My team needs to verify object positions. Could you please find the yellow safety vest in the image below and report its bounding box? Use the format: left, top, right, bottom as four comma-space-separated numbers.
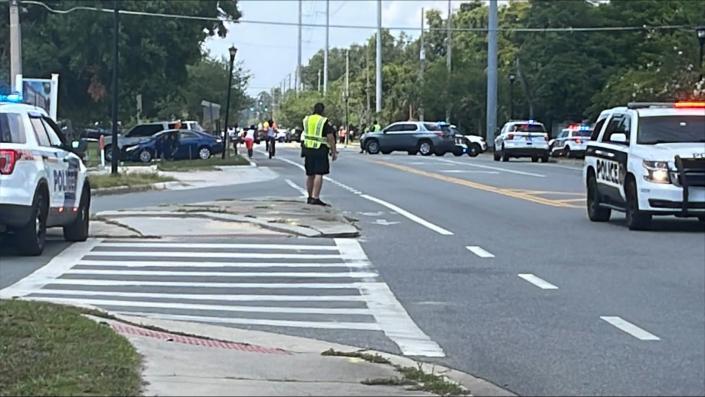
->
303, 114, 329, 149
373, 124, 382, 132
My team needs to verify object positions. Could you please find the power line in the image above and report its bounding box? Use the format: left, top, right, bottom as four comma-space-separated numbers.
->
21, 1, 694, 33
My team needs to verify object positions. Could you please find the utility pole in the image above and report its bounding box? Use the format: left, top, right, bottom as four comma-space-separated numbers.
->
375, 0, 382, 115
419, 8, 425, 122
365, 47, 371, 123
446, 0, 452, 123
317, 69, 322, 93
296, 0, 302, 94
9, 0, 22, 90
486, 0, 498, 149
288, 73, 292, 91
323, 0, 329, 94
110, 0, 120, 174
345, 49, 350, 142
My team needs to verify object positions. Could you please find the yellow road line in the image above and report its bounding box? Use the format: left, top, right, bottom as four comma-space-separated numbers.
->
519, 191, 585, 196
556, 198, 586, 203
368, 160, 580, 209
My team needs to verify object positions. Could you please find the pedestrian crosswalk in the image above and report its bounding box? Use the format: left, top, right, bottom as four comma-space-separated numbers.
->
0, 238, 444, 357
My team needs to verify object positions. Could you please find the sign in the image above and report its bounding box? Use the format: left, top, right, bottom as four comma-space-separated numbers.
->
15, 74, 59, 120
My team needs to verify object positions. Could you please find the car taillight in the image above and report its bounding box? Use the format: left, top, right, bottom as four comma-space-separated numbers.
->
507, 134, 514, 140
575, 139, 582, 144
0, 149, 19, 175
543, 133, 548, 141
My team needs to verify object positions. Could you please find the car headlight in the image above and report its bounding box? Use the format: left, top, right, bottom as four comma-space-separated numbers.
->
124, 145, 139, 152
643, 160, 671, 184
216, 138, 223, 143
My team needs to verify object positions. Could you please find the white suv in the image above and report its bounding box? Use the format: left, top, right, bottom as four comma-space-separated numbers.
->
494, 120, 550, 162
0, 100, 90, 255
584, 102, 705, 230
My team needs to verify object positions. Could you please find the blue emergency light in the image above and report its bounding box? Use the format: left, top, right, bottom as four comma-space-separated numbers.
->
0, 92, 23, 103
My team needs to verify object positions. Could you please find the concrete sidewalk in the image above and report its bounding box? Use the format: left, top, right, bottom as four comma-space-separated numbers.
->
94, 314, 513, 397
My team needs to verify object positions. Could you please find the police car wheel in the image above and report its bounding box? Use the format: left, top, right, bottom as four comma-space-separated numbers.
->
16, 188, 49, 256
587, 174, 611, 222
64, 186, 90, 242
493, 150, 500, 161
501, 147, 509, 162
625, 180, 651, 230
139, 149, 153, 163
564, 146, 572, 158
467, 143, 480, 157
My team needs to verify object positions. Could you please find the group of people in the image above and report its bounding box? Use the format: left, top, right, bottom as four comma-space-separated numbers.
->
226, 121, 278, 158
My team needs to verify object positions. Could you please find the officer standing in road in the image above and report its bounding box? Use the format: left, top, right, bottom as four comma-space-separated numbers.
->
372, 120, 382, 132
302, 102, 337, 206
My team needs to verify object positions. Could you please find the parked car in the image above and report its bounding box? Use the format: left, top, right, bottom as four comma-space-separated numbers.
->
363, 121, 456, 156
450, 125, 487, 157
276, 129, 290, 142
104, 120, 204, 161
121, 129, 224, 163
291, 127, 303, 142
494, 120, 550, 162
550, 124, 592, 158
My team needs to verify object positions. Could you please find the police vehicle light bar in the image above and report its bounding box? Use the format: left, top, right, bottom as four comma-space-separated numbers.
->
0, 93, 23, 103
628, 101, 705, 109
674, 101, 705, 109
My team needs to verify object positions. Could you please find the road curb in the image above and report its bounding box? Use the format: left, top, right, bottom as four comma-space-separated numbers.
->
104, 312, 515, 397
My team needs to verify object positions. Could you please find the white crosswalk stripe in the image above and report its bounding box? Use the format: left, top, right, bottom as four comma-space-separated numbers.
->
0, 238, 444, 357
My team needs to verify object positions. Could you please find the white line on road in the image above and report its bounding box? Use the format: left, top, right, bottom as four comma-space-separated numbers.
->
77, 260, 370, 268
438, 159, 546, 178
99, 242, 338, 251
275, 153, 455, 236
360, 194, 454, 236
28, 289, 366, 302
600, 316, 661, 341
27, 297, 373, 315
65, 269, 379, 278
441, 169, 500, 174
285, 178, 308, 197
86, 251, 342, 260
113, 311, 382, 331
42, 279, 365, 288
465, 246, 495, 258
517, 273, 559, 290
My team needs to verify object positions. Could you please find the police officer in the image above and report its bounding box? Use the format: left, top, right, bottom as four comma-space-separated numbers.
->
302, 103, 337, 206
372, 120, 382, 132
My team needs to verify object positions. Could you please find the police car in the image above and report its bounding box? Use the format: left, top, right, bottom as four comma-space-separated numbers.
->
584, 101, 705, 230
0, 94, 90, 255
494, 120, 550, 162
549, 123, 592, 158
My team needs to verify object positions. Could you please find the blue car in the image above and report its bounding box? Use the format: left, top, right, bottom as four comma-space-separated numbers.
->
121, 129, 224, 163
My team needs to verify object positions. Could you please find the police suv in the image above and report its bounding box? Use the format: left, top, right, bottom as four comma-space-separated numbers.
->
584, 101, 705, 230
0, 95, 90, 255
494, 120, 550, 162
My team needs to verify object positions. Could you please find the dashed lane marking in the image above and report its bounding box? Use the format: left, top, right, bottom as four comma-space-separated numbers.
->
518, 273, 559, 290
600, 316, 661, 341
466, 246, 495, 258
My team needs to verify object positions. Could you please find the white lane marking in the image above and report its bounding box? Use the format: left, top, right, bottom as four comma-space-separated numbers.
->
600, 316, 661, 341
275, 154, 455, 236
26, 297, 373, 315
438, 159, 546, 178
113, 312, 382, 331
336, 239, 445, 357
41, 279, 363, 288
360, 194, 454, 236
285, 178, 308, 197
99, 242, 338, 251
77, 260, 370, 268
0, 239, 102, 299
441, 169, 500, 174
28, 289, 366, 302
373, 219, 400, 226
465, 246, 495, 258
517, 273, 559, 290
276, 154, 306, 171
86, 251, 341, 259
64, 269, 379, 278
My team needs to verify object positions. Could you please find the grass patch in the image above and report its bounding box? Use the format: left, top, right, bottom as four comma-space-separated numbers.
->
156, 155, 249, 172
362, 377, 415, 386
89, 172, 174, 189
0, 299, 141, 396
398, 365, 468, 396
321, 348, 392, 365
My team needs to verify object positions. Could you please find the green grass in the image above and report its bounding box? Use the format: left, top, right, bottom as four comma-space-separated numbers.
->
321, 348, 392, 364
156, 155, 250, 172
398, 366, 468, 396
89, 172, 174, 189
0, 300, 142, 396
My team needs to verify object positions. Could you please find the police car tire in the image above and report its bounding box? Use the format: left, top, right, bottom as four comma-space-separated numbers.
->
625, 180, 651, 230
16, 188, 49, 256
468, 143, 480, 157
493, 150, 500, 161
64, 187, 90, 242
587, 174, 611, 222
501, 148, 509, 162
531, 156, 538, 163
564, 146, 572, 158
367, 140, 380, 154
541, 154, 549, 163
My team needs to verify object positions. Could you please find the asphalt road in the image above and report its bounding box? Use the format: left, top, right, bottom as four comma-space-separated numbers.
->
3, 144, 703, 396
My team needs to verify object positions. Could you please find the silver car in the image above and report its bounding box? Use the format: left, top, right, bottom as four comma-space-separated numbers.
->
363, 121, 456, 156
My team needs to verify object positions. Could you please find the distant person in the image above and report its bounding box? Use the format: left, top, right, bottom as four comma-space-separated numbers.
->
244, 124, 256, 158
301, 103, 337, 206
359, 124, 368, 153
266, 119, 277, 158
372, 120, 382, 132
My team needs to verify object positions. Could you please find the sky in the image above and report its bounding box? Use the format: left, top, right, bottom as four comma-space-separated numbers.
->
205, 1, 469, 96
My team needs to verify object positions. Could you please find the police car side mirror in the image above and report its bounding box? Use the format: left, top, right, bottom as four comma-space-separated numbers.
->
611, 133, 628, 145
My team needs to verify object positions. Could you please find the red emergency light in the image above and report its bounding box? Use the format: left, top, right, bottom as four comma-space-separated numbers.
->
674, 101, 705, 108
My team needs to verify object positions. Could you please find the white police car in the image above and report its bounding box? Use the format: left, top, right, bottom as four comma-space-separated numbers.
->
584, 101, 705, 230
494, 120, 550, 162
0, 94, 90, 255
549, 124, 592, 158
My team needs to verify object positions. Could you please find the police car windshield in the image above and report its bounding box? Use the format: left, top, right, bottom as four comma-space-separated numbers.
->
512, 124, 545, 133
575, 130, 592, 137
637, 116, 705, 144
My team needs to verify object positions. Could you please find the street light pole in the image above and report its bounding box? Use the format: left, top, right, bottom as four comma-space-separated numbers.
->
9, 0, 22, 90
696, 26, 705, 82
508, 74, 516, 120
110, 1, 120, 175
222, 45, 238, 159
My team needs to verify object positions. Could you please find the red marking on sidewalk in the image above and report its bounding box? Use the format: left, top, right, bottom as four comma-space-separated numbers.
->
111, 322, 289, 354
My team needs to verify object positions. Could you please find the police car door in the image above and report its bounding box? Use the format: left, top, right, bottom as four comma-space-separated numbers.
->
591, 113, 630, 205
43, 116, 82, 209
28, 114, 68, 211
